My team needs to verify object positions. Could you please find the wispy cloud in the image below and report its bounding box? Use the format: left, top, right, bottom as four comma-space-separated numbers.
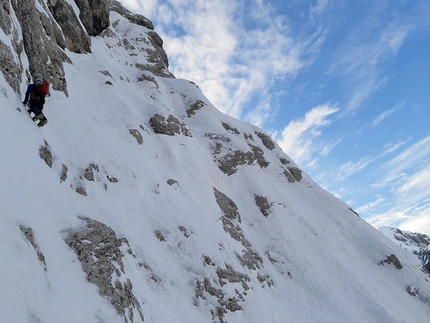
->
366, 197, 430, 235
360, 138, 430, 233
381, 135, 430, 183
356, 195, 386, 213
273, 104, 338, 166
337, 157, 373, 181
372, 101, 404, 126
336, 139, 408, 181
120, 0, 326, 126
328, 6, 413, 114
399, 206, 430, 235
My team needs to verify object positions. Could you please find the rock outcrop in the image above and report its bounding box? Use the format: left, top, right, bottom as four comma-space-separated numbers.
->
65, 217, 144, 322
75, 0, 110, 36
3, 0, 170, 96
48, 0, 92, 53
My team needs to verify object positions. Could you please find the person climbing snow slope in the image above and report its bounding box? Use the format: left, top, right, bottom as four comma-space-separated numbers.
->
23, 73, 49, 127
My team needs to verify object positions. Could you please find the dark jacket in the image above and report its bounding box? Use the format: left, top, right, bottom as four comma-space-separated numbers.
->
24, 84, 45, 103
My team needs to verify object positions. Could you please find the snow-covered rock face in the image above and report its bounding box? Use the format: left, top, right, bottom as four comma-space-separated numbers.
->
0, 0, 170, 95
2, 1, 430, 323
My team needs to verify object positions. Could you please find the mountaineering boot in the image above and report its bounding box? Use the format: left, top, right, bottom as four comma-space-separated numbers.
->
32, 114, 44, 122
38, 117, 47, 127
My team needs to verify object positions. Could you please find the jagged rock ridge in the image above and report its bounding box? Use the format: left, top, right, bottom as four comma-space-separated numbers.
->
380, 226, 430, 273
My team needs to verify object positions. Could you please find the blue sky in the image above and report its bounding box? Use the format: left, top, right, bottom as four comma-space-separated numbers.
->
120, 0, 430, 234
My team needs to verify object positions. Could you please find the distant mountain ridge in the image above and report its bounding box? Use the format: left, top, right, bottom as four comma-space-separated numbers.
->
380, 227, 430, 273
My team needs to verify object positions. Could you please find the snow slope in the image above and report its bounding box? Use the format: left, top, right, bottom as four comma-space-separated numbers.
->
1, 3, 430, 323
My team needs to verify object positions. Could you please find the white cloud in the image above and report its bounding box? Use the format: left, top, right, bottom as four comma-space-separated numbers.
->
367, 200, 430, 236
337, 157, 373, 181
399, 207, 430, 235
363, 142, 430, 233
121, 0, 324, 126
328, 12, 412, 114
397, 168, 430, 203
337, 139, 410, 183
382, 135, 430, 182
372, 101, 403, 126
321, 137, 343, 157
356, 195, 385, 213
310, 0, 330, 17
274, 104, 338, 166
120, 0, 158, 14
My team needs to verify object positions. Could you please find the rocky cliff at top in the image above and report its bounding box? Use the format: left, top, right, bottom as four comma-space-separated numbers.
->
2, 1, 430, 323
0, 0, 170, 95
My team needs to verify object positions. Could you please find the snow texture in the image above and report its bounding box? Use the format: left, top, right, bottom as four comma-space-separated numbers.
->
1, 1, 430, 323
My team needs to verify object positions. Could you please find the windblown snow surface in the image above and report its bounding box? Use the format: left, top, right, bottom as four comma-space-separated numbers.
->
1, 9, 430, 323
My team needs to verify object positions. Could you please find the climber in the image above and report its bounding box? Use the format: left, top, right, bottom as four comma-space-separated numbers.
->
23, 72, 49, 127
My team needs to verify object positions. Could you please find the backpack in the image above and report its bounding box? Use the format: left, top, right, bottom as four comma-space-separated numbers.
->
37, 80, 49, 96
33, 73, 49, 96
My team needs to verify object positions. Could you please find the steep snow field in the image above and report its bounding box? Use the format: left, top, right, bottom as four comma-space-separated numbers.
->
1, 8, 430, 323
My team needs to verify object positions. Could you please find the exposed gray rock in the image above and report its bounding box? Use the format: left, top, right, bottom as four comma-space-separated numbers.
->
143, 45, 173, 78
75, 186, 87, 196
39, 141, 53, 168
250, 145, 269, 168
380, 254, 403, 269
213, 188, 242, 223
288, 167, 302, 182
237, 249, 264, 270
65, 217, 144, 322
217, 267, 250, 288
155, 230, 166, 242
0, 40, 22, 93
178, 225, 191, 238
257, 273, 274, 287
0, 0, 12, 34
244, 133, 254, 140
222, 121, 240, 135
254, 195, 271, 217
217, 145, 269, 175
110, 0, 154, 29
74, 0, 110, 36
107, 175, 119, 183
218, 150, 256, 175
406, 285, 419, 297
187, 100, 206, 117
213, 189, 265, 272
0, 1, 23, 94
39, 5, 66, 50
129, 129, 144, 144
255, 131, 275, 150
203, 255, 215, 266
150, 113, 192, 137
280, 157, 290, 165
48, 0, 92, 53
283, 169, 296, 183
19, 225, 47, 271
137, 73, 158, 88
84, 163, 99, 181
60, 163, 68, 182
12, 0, 71, 93
99, 70, 113, 78
109, 2, 172, 77
195, 276, 243, 323
167, 179, 178, 186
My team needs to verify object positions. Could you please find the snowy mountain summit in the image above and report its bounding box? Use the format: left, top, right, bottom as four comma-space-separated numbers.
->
1, 1, 430, 323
